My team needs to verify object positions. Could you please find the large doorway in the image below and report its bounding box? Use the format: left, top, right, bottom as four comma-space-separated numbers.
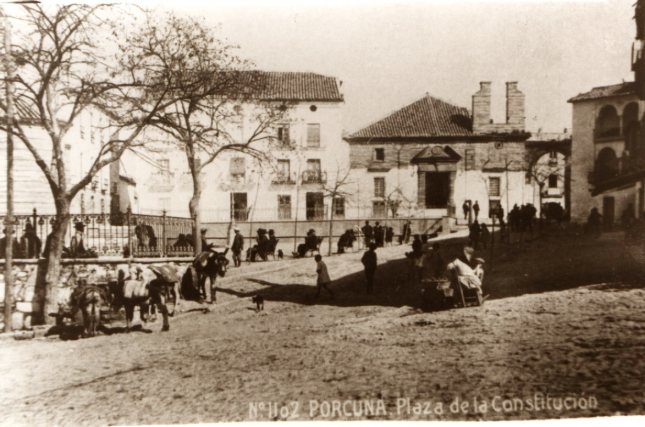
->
425, 172, 450, 208
306, 192, 324, 220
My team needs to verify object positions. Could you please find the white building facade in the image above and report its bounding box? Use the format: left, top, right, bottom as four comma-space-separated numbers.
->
114, 72, 349, 224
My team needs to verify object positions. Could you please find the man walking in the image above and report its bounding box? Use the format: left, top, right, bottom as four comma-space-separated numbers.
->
315, 254, 334, 299
361, 242, 378, 294
231, 227, 244, 267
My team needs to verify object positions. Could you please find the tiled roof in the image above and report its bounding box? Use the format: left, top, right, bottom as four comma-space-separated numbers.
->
243, 71, 343, 102
568, 82, 636, 103
347, 95, 472, 139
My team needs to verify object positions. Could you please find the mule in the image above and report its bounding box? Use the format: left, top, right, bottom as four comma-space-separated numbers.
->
116, 267, 175, 332
184, 248, 229, 303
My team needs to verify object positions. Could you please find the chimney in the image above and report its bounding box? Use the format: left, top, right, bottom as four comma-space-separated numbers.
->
472, 81, 491, 134
505, 81, 525, 131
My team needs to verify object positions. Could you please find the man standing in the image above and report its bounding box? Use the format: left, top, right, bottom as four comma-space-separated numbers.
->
462, 200, 470, 221
231, 227, 244, 267
473, 201, 480, 220
361, 220, 373, 247
361, 242, 378, 294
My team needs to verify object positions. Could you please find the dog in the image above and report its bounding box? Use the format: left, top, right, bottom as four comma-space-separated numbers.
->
251, 295, 265, 312
277, 249, 284, 260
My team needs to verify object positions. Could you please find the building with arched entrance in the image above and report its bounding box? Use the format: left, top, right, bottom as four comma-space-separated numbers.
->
568, 0, 645, 225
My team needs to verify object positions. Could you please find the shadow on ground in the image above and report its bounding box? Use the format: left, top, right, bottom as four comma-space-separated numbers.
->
218, 228, 642, 311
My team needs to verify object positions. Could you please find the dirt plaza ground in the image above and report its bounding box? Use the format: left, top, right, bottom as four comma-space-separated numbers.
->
0, 228, 644, 425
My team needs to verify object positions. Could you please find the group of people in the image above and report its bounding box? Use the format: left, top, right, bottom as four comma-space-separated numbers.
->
0, 223, 41, 259
246, 228, 279, 262
360, 221, 394, 248
508, 203, 537, 232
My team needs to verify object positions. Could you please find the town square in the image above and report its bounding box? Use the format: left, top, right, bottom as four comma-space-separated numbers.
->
0, 0, 644, 425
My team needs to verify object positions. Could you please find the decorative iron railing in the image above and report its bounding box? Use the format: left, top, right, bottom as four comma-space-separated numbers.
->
0, 209, 195, 259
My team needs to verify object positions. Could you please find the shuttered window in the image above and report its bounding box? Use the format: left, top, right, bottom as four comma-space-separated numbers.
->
488, 177, 501, 197
306, 124, 320, 148
374, 177, 385, 198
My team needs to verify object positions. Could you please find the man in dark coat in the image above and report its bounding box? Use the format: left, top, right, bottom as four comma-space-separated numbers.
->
473, 201, 480, 220
361, 221, 373, 247
231, 227, 244, 267
20, 223, 41, 259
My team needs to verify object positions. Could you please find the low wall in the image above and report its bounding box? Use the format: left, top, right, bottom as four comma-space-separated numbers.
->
202, 217, 447, 246
0, 257, 193, 332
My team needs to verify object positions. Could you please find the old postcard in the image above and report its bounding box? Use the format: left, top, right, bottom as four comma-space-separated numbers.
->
0, 0, 643, 425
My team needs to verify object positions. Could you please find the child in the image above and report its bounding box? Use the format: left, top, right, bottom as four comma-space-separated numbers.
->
315, 254, 334, 299
361, 243, 378, 294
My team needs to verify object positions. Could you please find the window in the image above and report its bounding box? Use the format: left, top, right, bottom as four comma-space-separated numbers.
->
374, 177, 385, 198
276, 125, 290, 145
306, 192, 325, 220
230, 157, 246, 177
595, 105, 620, 138
231, 192, 248, 221
548, 174, 558, 188
303, 159, 323, 183
276, 159, 291, 182
278, 195, 291, 219
333, 197, 345, 218
374, 148, 385, 161
306, 124, 320, 148
465, 149, 475, 171
488, 177, 501, 197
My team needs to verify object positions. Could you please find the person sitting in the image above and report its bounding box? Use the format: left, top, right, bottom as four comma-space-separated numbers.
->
296, 229, 319, 258
448, 245, 484, 296
337, 229, 355, 254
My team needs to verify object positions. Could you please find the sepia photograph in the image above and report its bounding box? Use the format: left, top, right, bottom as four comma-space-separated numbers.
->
0, 0, 643, 425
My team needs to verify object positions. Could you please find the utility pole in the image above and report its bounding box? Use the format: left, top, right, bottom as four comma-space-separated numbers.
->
2, 5, 14, 333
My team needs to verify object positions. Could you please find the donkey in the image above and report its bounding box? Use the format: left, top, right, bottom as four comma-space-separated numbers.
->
182, 248, 229, 304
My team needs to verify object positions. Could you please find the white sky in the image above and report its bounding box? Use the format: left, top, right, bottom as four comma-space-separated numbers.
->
42, 0, 643, 135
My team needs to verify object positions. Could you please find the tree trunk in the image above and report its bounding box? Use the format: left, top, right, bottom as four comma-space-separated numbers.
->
41, 198, 70, 324
328, 198, 334, 256
189, 175, 202, 255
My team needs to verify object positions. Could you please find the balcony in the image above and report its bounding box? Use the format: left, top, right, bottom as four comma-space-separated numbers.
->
593, 128, 622, 143
271, 172, 297, 185
301, 170, 327, 184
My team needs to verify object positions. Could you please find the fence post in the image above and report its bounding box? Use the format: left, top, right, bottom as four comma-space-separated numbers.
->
32, 207, 37, 231
162, 209, 167, 257
126, 207, 132, 259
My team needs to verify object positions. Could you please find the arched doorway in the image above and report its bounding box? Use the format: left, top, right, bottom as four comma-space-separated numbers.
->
595, 147, 619, 181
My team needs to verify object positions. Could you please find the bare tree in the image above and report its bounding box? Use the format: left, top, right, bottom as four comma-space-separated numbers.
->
321, 166, 353, 255
128, 14, 286, 254
0, 4, 178, 322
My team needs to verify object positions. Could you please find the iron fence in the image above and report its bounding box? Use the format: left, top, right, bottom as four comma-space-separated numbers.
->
0, 209, 195, 259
